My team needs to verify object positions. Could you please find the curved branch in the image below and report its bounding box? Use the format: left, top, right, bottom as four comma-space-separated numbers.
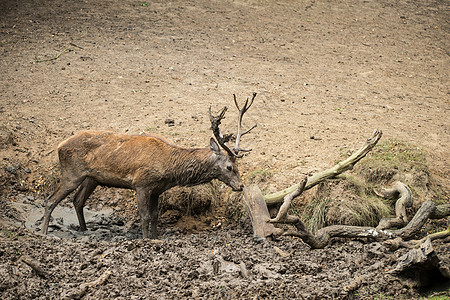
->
376, 182, 413, 230
264, 129, 383, 205
268, 177, 307, 223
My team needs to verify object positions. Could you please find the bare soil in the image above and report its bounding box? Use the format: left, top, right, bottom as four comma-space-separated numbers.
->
0, 0, 449, 298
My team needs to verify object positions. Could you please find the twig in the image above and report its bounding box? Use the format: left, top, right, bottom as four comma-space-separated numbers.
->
69, 42, 84, 49
34, 48, 73, 63
273, 246, 293, 257
20, 255, 48, 278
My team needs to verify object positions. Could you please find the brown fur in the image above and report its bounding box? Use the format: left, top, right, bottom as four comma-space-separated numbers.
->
42, 130, 243, 238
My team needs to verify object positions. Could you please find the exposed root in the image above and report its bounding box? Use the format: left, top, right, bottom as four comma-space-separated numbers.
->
376, 181, 412, 230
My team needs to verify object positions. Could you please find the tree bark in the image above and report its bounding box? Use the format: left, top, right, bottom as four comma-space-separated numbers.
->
242, 185, 283, 240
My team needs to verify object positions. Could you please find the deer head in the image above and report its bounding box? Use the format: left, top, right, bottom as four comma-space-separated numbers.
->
208, 93, 257, 191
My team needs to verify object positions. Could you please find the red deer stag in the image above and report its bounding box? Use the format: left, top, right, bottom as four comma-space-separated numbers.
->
41, 93, 257, 239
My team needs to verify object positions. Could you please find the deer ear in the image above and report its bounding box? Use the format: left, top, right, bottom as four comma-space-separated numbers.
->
209, 138, 222, 154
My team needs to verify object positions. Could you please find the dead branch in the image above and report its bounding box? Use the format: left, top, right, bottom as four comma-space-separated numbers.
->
389, 238, 438, 275
264, 129, 383, 205
386, 238, 450, 289
268, 177, 307, 223
282, 200, 449, 249
84, 269, 111, 288
286, 222, 393, 249
394, 200, 436, 239
273, 246, 294, 257
62, 269, 111, 300
376, 182, 413, 230
430, 204, 450, 219
384, 237, 416, 250
20, 255, 48, 278
385, 224, 450, 251
343, 275, 369, 293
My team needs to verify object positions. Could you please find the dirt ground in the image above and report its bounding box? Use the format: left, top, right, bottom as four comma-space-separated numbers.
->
0, 0, 449, 299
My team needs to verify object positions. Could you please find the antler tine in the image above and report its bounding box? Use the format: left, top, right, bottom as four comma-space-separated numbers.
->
234, 92, 256, 113
233, 93, 257, 156
209, 106, 235, 156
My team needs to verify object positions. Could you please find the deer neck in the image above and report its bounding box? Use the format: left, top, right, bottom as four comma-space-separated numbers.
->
168, 147, 215, 187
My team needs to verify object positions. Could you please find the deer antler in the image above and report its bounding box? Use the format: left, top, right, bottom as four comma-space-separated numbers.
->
209, 106, 235, 157
209, 93, 257, 158
233, 93, 257, 156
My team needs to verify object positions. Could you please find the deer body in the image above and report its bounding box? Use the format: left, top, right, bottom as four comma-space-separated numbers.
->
42, 93, 257, 239
42, 131, 243, 238
59, 131, 240, 190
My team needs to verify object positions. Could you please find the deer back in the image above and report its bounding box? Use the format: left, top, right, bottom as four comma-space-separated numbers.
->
57, 130, 243, 191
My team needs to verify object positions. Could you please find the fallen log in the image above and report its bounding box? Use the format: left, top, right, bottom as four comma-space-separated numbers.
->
264, 129, 382, 205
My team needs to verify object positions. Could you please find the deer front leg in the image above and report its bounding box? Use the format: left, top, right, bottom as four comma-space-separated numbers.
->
149, 193, 160, 239
136, 187, 152, 239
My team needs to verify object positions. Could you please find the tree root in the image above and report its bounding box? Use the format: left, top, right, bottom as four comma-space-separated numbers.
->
376, 181, 412, 230
282, 200, 449, 249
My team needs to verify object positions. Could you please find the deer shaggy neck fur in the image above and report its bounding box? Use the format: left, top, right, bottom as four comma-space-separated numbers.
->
167, 147, 215, 187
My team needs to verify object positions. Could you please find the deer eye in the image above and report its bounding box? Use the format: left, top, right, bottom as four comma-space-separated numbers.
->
227, 166, 232, 171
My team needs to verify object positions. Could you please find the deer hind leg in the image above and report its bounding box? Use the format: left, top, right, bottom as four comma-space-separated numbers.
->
42, 176, 86, 234
72, 177, 98, 231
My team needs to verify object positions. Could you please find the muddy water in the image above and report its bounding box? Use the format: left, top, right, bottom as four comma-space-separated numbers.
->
10, 196, 141, 241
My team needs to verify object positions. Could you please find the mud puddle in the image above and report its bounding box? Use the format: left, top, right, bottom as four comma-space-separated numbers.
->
10, 195, 144, 241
